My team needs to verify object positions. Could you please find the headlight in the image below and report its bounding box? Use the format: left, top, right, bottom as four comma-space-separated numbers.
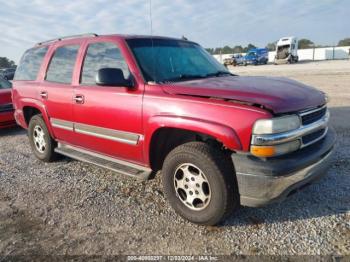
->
251, 115, 302, 157
252, 115, 300, 134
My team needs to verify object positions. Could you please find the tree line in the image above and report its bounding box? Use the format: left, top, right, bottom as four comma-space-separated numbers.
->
206, 37, 350, 55
0, 57, 16, 69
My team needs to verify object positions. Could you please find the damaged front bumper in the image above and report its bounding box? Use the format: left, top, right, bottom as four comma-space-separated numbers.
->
232, 127, 336, 207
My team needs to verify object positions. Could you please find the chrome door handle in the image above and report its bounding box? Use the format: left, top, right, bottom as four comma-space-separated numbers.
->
40, 91, 48, 99
73, 95, 84, 104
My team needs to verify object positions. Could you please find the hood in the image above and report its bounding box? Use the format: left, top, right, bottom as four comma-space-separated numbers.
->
0, 89, 12, 105
161, 76, 326, 114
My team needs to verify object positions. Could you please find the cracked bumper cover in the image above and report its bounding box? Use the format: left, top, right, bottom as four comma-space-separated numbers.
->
232, 127, 336, 207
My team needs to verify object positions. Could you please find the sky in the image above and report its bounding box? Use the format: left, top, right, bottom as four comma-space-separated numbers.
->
0, 0, 348, 63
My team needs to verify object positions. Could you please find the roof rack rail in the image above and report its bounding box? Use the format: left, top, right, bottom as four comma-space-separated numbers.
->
36, 33, 98, 46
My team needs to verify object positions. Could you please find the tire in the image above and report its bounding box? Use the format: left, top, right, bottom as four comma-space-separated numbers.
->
162, 142, 239, 225
28, 114, 58, 162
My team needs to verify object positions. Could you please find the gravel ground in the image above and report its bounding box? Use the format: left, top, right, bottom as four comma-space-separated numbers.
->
0, 60, 349, 257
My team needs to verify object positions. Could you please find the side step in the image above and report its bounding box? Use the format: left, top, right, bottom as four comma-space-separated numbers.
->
54, 143, 152, 180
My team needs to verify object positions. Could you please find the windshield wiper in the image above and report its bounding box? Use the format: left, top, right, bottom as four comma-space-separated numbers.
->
205, 71, 233, 77
162, 74, 206, 82
160, 71, 235, 83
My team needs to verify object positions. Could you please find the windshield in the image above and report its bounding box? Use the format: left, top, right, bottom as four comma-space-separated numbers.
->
246, 52, 256, 56
126, 38, 230, 83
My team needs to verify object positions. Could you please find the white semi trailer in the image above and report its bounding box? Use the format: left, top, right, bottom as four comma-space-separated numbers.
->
274, 36, 298, 64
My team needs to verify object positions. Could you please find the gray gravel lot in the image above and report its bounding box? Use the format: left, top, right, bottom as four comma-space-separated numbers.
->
0, 60, 349, 257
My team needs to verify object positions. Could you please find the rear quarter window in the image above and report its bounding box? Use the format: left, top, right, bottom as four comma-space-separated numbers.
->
46, 45, 80, 84
14, 46, 48, 81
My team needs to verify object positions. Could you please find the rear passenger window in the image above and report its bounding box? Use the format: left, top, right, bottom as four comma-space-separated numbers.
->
14, 47, 48, 81
46, 45, 79, 84
81, 42, 130, 85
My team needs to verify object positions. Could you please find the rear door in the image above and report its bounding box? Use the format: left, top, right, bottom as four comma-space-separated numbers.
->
41, 41, 82, 145
72, 39, 144, 164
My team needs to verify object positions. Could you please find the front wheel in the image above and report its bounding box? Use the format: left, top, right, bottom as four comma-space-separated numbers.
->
28, 114, 58, 162
162, 142, 239, 225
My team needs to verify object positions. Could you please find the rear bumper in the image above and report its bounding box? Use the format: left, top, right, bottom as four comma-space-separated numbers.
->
0, 111, 16, 128
232, 127, 336, 207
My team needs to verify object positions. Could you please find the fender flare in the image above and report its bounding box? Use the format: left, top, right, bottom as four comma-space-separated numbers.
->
144, 115, 242, 164
21, 98, 56, 139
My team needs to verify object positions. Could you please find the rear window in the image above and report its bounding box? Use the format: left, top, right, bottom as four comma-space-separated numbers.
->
46, 45, 80, 84
14, 47, 48, 81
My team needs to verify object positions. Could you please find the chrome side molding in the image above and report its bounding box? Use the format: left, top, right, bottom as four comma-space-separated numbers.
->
75, 123, 140, 145
50, 118, 141, 145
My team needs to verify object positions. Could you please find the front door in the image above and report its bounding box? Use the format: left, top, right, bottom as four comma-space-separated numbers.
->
73, 40, 144, 164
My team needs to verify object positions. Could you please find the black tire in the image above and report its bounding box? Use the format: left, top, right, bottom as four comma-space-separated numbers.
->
162, 142, 239, 225
28, 114, 58, 162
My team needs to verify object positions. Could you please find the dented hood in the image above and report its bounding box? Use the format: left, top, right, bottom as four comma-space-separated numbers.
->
161, 76, 326, 114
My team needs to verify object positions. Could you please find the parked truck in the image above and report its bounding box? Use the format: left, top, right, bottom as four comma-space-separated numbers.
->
12, 33, 335, 225
275, 36, 299, 64
243, 48, 268, 65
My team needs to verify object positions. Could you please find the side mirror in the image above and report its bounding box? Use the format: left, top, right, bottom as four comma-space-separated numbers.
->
96, 68, 133, 87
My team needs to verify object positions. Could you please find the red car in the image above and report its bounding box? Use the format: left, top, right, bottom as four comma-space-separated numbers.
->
0, 77, 16, 128
12, 34, 335, 225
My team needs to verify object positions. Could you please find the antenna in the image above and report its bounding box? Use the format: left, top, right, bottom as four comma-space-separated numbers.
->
149, 0, 156, 83
149, 0, 153, 36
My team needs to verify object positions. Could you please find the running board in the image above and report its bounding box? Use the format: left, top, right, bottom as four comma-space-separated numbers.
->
55, 143, 152, 180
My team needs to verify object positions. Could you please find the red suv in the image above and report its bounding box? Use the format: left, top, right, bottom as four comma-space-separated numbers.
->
12, 34, 335, 225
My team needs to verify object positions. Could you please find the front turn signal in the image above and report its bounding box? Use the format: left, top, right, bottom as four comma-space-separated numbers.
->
250, 140, 301, 158
250, 145, 276, 157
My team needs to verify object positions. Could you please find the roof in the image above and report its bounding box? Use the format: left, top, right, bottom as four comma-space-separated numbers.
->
35, 33, 188, 47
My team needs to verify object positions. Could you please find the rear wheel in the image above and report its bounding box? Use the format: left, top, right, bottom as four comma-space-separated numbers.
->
28, 114, 58, 162
162, 142, 239, 225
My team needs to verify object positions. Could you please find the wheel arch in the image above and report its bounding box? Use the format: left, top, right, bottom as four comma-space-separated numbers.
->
145, 115, 242, 171
21, 99, 55, 138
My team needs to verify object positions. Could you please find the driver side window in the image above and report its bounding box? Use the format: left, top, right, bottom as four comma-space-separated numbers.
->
81, 42, 130, 85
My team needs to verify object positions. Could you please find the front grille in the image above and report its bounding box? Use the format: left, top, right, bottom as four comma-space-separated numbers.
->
301, 106, 327, 125
0, 103, 14, 113
302, 128, 326, 145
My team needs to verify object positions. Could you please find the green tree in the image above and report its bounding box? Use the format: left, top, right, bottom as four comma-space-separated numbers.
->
205, 48, 214, 54
266, 41, 277, 51
337, 38, 350, 47
221, 45, 233, 54
213, 47, 222, 54
0, 57, 16, 69
232, 45, 244, 53
298, 39, 314, 49
243, 43, 256, 52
